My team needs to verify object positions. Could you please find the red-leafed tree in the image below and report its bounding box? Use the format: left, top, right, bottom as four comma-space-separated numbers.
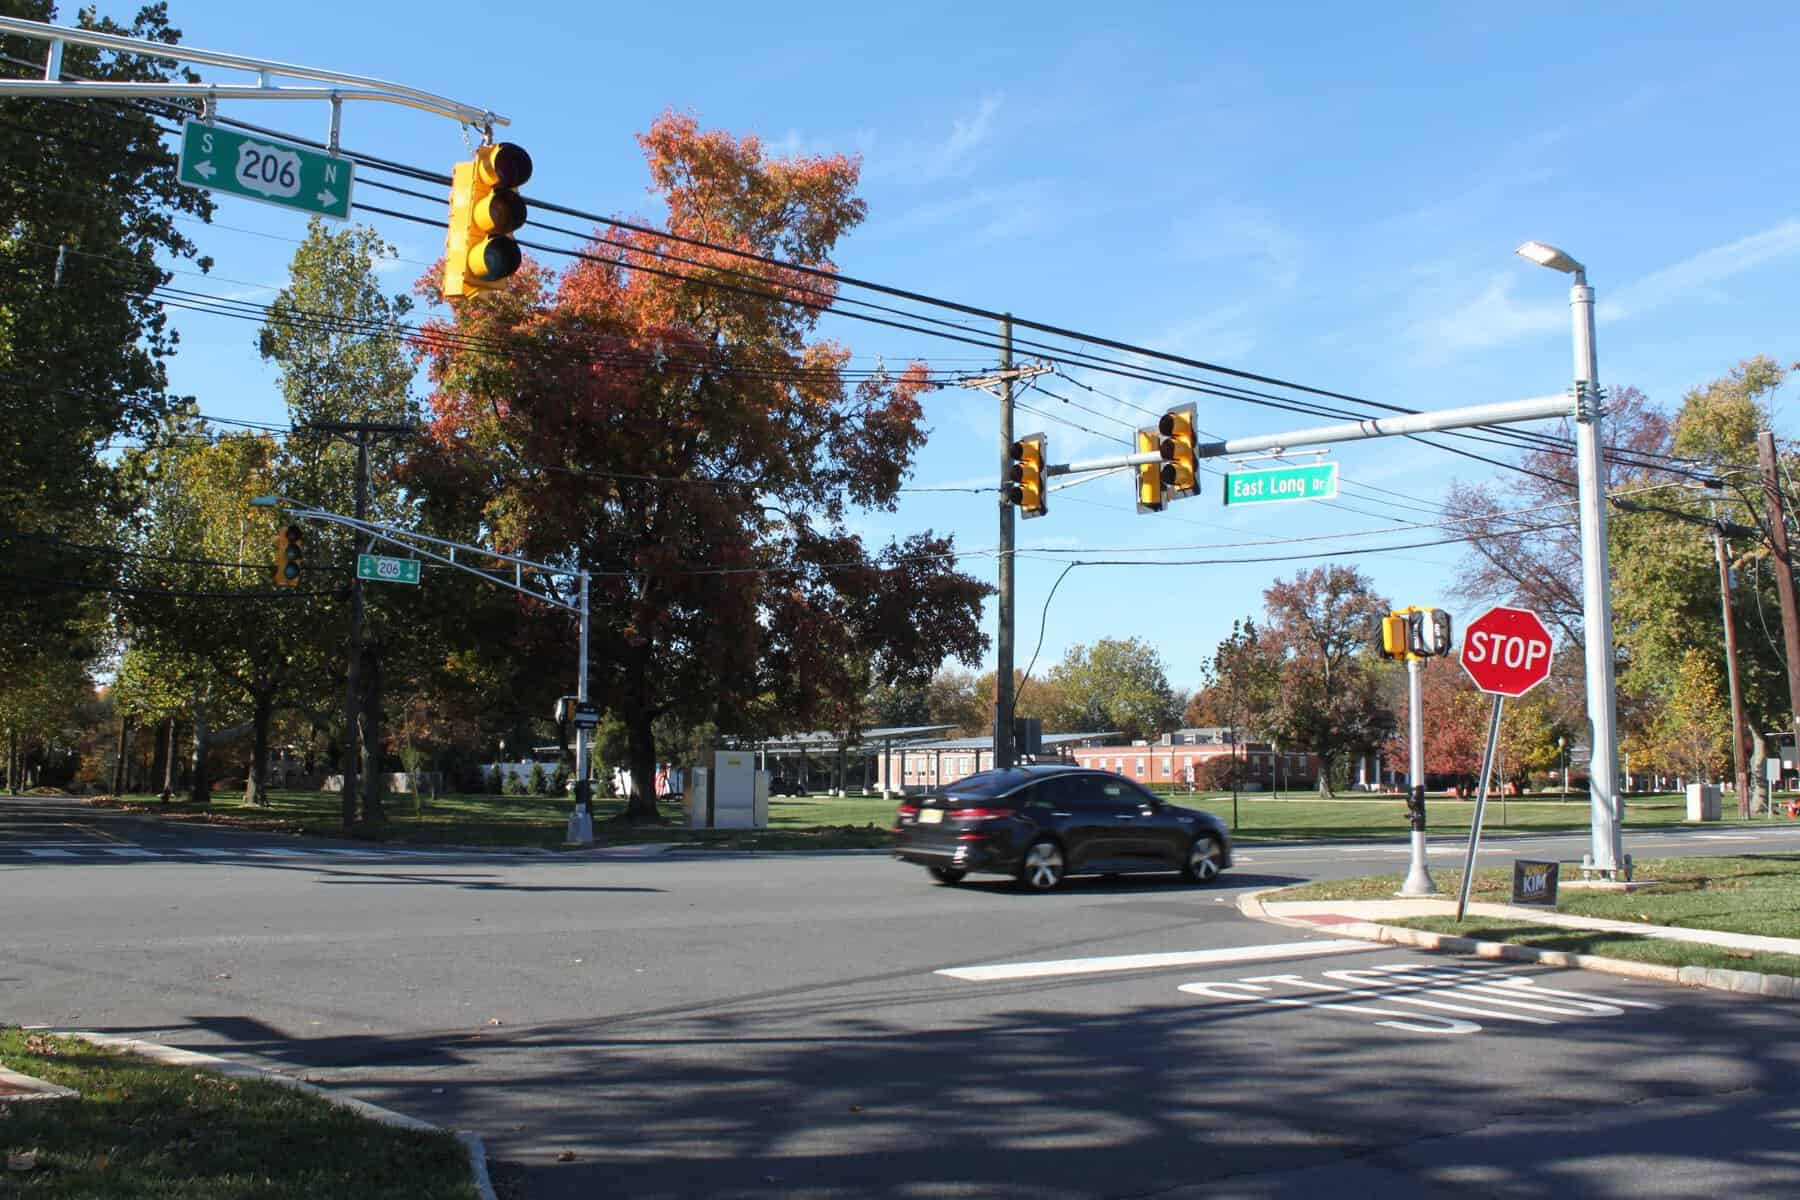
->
411, 113, 989, 821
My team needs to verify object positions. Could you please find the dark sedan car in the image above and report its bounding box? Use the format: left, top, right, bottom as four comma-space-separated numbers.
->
891, 764, 1231, 890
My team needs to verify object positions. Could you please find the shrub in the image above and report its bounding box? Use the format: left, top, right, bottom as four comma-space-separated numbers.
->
528, 762, 548, 795
502, 770, 526, 796
550, 763, 570, 796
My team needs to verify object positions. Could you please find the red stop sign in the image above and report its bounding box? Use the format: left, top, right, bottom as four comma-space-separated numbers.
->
1460, 606, 1554, 697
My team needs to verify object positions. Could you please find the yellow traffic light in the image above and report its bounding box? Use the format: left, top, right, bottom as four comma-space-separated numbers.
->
274, 524, 304, 589
1008, 433, 1047, 519
442, 141, 533, 301
1158, 403, 1199, 501
1135, 427, 1164, 513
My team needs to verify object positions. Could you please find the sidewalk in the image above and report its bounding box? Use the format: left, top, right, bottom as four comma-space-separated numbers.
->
1262, 897, 1800, 958
1238, 891, 1800, 1000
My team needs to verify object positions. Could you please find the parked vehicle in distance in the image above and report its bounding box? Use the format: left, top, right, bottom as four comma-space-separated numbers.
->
767, 778, 803, 797
891, 764, 1232, 890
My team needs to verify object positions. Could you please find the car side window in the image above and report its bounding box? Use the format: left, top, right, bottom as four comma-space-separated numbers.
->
1065, 775, 1133, 813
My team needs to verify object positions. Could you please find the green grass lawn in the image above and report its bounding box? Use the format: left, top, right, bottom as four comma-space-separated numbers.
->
0, 1028, 474, 1198
91, 787, 1791, 852
96, 788, 905, 851
1269, 854, 1800, 979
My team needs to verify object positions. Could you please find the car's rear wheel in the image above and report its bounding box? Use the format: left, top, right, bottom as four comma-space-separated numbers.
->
929, 866, 967, 885
1017, 839, 1066, 891
1183, 834, 1223, 884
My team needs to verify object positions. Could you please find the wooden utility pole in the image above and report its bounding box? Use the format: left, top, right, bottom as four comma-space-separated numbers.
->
1757, 431, 1800, 782
1711, 519, 1752, 816
994, 315, 1015, 770
301, 420, 414, 827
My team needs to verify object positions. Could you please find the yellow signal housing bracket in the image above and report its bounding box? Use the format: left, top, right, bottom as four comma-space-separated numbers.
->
1135, 427, 1165, 513
1380, 612, 1412, 660
442, 158, 484, 301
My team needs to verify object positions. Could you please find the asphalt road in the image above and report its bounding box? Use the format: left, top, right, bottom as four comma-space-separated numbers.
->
6, 794, 1800, 1198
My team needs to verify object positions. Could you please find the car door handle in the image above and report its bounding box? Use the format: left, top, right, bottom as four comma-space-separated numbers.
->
1114, 814, 1135, 820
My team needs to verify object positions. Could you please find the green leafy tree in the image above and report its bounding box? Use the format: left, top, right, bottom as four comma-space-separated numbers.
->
1196, 618, 1279, 788
259, 218, 419, 825
0, 2, 214, 680
1038, 637, 1184, 743
117, 417, 290, 804
1257, 566, 1394, 796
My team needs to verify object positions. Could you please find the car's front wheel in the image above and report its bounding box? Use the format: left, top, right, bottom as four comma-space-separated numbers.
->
1183, 834, 1223, 884
1017, 838, 1066, 891
929, 866, 967, 885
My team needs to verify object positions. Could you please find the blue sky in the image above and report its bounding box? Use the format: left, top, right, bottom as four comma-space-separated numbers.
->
96, 0, 1800, 695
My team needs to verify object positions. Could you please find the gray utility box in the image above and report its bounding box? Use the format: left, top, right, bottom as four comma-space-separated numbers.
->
683, 751, 769, 829
1685, 783, 1721, 822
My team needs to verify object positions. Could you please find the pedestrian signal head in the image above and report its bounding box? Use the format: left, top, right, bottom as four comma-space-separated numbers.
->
1135, 427, 1164, 513
1157, 403, 1199, 501
1008, 433, 1048, 519
1408, 608, 1454, 657
442, 142, 533, 300
274, 523, 304, 589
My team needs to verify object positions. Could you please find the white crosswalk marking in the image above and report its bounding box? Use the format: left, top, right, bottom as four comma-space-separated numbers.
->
937, 939, 1370, 982
1180, 961, 1659, 1035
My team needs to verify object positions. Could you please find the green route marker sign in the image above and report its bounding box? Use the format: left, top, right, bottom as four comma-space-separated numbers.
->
176, 119, 354, 220
356, 554, 421, 585
1223, 462, 1339, 507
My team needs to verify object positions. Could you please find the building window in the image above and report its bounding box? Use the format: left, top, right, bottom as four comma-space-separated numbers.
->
1136, 757, 1146, 776
1162, 759, 1171, 776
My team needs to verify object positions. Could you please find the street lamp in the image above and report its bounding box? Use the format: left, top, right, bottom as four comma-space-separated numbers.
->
1558, 735, 1567, 803
1517, 240, 1625, 877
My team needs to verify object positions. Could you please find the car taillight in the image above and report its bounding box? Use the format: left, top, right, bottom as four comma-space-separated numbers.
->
897, 804, 919, 818
950, 808, 1007, 821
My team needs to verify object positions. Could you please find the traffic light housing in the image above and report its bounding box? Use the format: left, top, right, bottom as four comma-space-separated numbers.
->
1379, 612, 1410, 659
1007, 433, 1047, 519
1409, 607, 1454, 657
1135, 427, 1164, 513
443, 141, 533, 300
274, 524, 304, 589
1158, 403, 1199, 502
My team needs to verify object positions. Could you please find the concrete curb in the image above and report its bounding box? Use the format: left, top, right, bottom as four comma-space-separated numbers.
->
59, 1032, 496, 1200
1235, 890, 1798, 1000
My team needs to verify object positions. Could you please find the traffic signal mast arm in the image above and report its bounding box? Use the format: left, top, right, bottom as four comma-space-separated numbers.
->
252, 498, 580, 611
0, 15, 506, 128
1042, 393, 1580, 482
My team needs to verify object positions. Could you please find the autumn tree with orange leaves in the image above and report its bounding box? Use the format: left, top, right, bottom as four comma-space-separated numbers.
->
411, 114, 989, 822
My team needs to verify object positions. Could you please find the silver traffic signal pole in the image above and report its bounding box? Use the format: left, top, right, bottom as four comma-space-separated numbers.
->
995, 315, 1015, 771
1568, 273, 1625, 877
1399, 655, 1438, 896
569, 571, 594, 845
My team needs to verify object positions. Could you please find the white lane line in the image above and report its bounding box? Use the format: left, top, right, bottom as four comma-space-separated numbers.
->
22, 849, 77, 858
101, 847, 158, 857
937, 939, 1372, 982
251, 848, 310, 857
182, 848, 237, 857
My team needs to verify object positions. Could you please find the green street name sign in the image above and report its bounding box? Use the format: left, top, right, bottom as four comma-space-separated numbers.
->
356, 554, 421, 585
176, 119, 355, 221
1223, 462, 1339, 507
